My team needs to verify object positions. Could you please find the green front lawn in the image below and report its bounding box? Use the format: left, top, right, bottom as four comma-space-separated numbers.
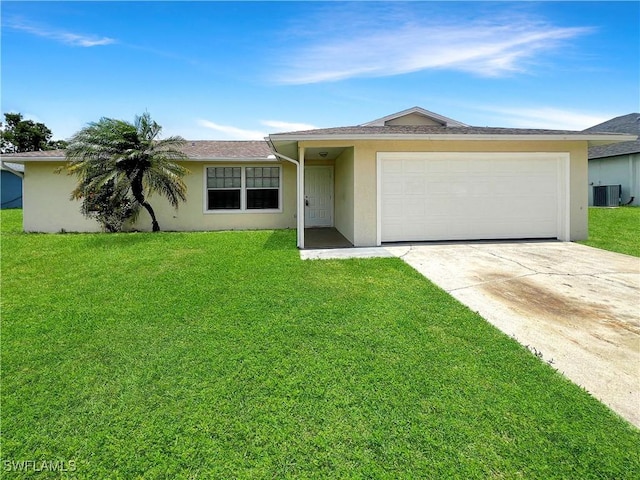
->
580, 206, 640, 257
2, 209, 639, 478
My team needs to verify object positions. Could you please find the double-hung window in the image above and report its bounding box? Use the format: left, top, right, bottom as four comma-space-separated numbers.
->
206, 165, 281, 212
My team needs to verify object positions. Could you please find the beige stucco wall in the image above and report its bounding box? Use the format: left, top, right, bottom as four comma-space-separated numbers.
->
301, 139, 589, 246
334, 148, 355, 244
21, 140, 590, 244
134, 161, 297, 232
23, 162, 101, 232
22, 160, 297, 233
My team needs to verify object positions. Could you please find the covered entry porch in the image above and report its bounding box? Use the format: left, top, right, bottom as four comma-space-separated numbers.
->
304, 227, 352, 249
268, 141, 355, 249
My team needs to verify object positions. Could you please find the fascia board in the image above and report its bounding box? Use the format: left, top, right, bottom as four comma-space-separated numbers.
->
0, 157, 66, 163
3, 156, 278, 163
183, 157, 277, 162
269, 133, 638, 143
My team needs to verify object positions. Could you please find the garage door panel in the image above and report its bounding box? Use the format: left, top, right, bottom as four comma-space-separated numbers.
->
380, 154, 561, 242
405, 178, 426, 195
382, 197, 404, 218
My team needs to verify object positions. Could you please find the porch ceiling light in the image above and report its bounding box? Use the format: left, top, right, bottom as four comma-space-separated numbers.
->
319, 151, 328, 158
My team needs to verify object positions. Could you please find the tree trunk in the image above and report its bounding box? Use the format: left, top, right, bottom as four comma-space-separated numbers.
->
131, 174, 160, 232
142, 201, 160, 232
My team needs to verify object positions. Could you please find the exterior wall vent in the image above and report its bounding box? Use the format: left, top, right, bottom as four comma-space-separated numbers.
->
593, 185, 621, 207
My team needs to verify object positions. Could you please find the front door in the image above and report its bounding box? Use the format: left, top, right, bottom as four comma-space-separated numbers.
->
304, 166, 333, 227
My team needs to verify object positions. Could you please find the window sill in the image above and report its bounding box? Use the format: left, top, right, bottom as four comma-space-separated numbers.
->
204, 209, 283, 214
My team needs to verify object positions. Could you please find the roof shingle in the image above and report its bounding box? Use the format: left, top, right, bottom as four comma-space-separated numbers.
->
270, 124, 626, 137
584, 113, 640, 159
0, 141, 273, 161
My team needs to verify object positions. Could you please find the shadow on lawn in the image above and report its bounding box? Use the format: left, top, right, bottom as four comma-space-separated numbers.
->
263, 229, 297, 250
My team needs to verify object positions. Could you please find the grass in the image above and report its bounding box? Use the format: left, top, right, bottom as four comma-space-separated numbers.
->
1, 209, 639, 479
579, 206, 640, 257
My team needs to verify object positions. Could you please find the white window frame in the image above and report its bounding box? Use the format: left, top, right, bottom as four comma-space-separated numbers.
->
203, 164, 283, 214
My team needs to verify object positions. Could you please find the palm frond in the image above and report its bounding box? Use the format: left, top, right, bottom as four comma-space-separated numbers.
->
64, 113, 190, 230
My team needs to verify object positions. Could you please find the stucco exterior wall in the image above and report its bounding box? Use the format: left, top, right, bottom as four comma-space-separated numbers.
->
131, 161, 297, 232
588, 154, 640, 206
22, 160, 297, 233
23, 162, 100, 232
300, 139, 589, 246
334, 147, 355, 244
21, 140, 590, 244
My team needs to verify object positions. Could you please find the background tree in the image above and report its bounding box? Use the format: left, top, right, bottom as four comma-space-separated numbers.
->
63, 113, 190, 232
0, 113, 67, 152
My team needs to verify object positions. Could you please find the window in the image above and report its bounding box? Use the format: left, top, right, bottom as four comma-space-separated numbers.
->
206, 165, 280, 211
246, 167, 279, 209
207, 167, 241, 209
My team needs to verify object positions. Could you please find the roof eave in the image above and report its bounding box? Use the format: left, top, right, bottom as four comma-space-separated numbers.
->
270, 133, 638, 143
0, 155, 277, 163
185, 156, 278, 162
0, 157, 66, 163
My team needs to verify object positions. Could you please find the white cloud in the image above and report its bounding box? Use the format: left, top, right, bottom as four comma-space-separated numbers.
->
274, 10, 594, 84
261, 120, 318, 132
474, 106, 612, 130
197, 120, 267, 140
6, 18, 115, 47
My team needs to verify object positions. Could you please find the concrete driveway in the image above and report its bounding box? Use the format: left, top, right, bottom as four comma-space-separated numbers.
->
384, 241, 640, 428
302, 241, 640, 427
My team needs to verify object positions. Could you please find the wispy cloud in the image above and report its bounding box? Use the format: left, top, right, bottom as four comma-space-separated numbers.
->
6, 18, 115, 47
261, 120, 318, 132
197, 119, 319, 139
197, 120, 267, 140
273, 7, 594, 84
472, 105, 612, 130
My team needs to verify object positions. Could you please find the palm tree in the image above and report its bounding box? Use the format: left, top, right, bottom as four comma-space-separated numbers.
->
64, 113, 189, 231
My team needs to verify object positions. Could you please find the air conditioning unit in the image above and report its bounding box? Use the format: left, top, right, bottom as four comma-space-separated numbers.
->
593, 185, 621, 207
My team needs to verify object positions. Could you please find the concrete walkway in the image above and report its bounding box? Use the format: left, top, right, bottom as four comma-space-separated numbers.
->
301, 242, 640, 428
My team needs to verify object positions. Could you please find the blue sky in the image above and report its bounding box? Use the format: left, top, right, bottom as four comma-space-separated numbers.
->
2, 1, 638, 140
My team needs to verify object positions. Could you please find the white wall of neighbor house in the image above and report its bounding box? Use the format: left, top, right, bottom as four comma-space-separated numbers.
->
22, 160, 297, 233
588, 154, 640, 206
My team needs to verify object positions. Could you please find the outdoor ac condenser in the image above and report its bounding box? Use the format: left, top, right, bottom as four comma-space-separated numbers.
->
593, 185, 621, 207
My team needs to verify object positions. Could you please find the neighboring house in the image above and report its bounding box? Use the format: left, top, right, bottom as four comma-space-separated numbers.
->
1, 107, 634, 248
583, 113, 640, 206
0, 162, 24, 209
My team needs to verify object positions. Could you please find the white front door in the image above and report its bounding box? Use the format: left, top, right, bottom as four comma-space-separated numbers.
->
305, 166, 333, 227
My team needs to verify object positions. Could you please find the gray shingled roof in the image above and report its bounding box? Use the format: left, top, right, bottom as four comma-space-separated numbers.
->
272, 124, 615, 137
1, 149, 65, 158
584, 113, 640, 159
0, 141, 273, 160
583, 113, 640, 135
360, 106, 468, 127
180, 141, 271, 159
588, 140, 640, 159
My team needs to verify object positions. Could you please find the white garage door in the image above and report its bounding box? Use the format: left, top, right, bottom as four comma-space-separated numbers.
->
379, 152, 567, 242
